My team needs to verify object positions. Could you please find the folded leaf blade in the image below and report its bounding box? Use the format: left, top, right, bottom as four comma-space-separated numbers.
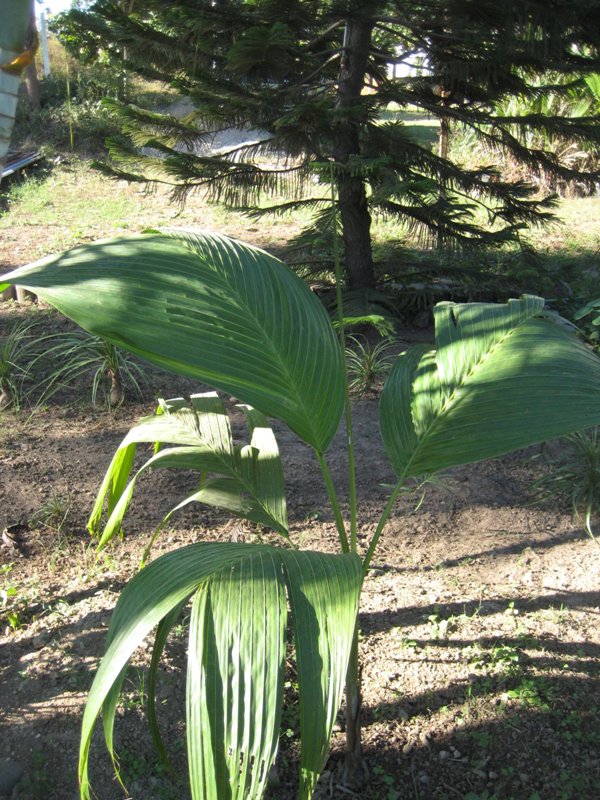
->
381, 298, 600, 477
91, 393, 289, 546
78, 543, 363, 800
187, 550, 286, 800
281, 550, 363, 799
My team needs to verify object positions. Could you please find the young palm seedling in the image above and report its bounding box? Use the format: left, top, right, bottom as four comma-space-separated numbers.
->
29, 329, 149, 408
534, 427, 600, 538
0, 319, 38, 411
3, 230, 600, 800
345, 335, 395, 396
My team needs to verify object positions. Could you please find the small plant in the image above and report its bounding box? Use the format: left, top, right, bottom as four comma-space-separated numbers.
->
506, 678, 551, 711
470, 643, 521, 676
30, 490, 72, 535
1, 563, 20, 631
29, 330, 149, 408
121, 667, 148, 711
18, 748, 51, 800
372, 765, 400, 800
534, 427, 600, 537
425, 610, 458, 640
0, 320, 38, 411
345, 335, 395, 396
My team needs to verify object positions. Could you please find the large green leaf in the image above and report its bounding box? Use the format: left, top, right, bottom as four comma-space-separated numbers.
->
380, 296, 600, 477
89, 393, 289, 546
0, 229, 344, 450
79, 543, 362, 800
282, 550, 364, 798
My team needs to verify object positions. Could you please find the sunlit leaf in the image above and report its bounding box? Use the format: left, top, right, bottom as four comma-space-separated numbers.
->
381, 296, 600, 477
78, 543, 362, 800
0, 230, 344, 450
89, 393, 289, 547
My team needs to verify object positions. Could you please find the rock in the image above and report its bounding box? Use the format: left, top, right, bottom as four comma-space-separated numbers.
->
439, 750, 450, 761
0, 759, 24, 798
32, 633, 48, 650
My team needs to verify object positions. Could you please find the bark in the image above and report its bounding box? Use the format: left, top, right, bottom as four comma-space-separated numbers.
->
437, 110, 450, 251
334, 18, 375, 291
24, 8, 41, 109
435, 76, 451, 251
108, 368, 124, 407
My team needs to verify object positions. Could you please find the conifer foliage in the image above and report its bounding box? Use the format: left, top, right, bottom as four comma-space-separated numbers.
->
54, 0, 600, 289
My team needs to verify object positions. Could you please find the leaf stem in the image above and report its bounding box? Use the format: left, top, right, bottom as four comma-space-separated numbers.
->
317, 451, 350, 553
362, 474, 406, 572
330, 162, 358, 551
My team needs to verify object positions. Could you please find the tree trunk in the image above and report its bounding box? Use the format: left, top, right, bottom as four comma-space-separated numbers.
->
437, 110, 450, 251
23, 60, 40, 109
334, 18, 375, 291
24, 6, 41, 109
337, 175, 375, 291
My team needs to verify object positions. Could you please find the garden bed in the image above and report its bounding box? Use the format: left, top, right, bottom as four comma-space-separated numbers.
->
0, 301, 599, 800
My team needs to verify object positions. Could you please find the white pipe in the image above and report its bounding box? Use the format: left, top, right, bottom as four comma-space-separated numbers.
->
40, 11, 50, 76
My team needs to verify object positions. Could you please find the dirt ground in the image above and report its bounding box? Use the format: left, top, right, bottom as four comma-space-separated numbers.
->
1, 175, 599, 800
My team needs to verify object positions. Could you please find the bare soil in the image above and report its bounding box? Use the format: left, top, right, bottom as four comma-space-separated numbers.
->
1, 174, 599, 800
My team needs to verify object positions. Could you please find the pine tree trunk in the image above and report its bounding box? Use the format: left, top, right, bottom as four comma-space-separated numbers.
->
334, 18, 375, 291
437, 111, 450, 251
337, 176, 375, 291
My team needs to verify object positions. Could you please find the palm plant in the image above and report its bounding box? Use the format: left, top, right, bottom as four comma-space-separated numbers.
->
3, 229, 600, 800
29, 330, 148, 408
535, 427, 600, 538
0, 319, 38, 410
345, 335, 395, 396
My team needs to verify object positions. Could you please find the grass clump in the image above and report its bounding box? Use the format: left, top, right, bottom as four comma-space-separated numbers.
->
534, 427, 600, 538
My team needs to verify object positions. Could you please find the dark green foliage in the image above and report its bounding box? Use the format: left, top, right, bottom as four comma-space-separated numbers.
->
52, 0, 600, 288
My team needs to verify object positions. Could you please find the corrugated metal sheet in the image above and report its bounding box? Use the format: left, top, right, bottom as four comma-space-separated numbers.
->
2, 151, 42, 179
